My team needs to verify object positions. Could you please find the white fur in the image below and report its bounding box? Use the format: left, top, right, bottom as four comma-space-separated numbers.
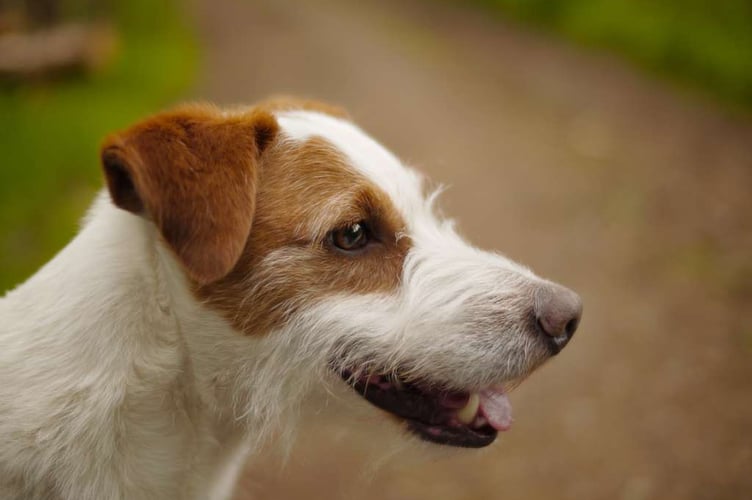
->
0, 111, 554, 499
276, 111, 426, 224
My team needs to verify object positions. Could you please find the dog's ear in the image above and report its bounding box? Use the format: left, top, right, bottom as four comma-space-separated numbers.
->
100, 103, 278, 285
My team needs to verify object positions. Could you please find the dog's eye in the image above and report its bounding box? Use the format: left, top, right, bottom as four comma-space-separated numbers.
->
331, 222, 369, 252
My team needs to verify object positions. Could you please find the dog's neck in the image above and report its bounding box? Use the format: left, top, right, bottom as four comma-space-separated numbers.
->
0, 194, 255, 499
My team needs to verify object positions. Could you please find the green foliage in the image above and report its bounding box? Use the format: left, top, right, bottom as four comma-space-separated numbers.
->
475, 0, 752, 109
0, 0, 197, 292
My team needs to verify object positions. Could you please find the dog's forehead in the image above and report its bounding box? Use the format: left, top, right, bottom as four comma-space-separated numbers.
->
274, 111, 425, 221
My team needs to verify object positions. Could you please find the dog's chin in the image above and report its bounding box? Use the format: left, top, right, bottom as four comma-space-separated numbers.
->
405, 417, 497, 448
338, 369, 515, 449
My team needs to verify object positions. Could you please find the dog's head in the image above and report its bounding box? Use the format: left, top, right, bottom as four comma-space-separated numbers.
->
101, 99, 582, 448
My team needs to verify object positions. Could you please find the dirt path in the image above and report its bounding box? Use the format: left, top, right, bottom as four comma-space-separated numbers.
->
193, 0, 752, 498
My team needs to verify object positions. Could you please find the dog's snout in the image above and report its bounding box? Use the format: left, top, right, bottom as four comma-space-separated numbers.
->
534, 284, 582, 354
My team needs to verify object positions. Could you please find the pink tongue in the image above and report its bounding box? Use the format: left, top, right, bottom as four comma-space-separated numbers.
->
479, 388, 513, 431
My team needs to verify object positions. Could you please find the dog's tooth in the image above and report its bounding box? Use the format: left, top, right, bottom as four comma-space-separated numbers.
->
456, 393, 480, 424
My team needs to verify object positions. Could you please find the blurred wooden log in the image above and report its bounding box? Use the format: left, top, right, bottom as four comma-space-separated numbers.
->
0, 22, 117, 79
26, 0, 61, 27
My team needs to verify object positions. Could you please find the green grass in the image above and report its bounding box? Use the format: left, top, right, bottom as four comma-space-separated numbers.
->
471, 0, 752, 110
0, 0, 197, 292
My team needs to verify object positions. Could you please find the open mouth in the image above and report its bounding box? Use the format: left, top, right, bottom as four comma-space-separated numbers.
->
341, 370, 513, 448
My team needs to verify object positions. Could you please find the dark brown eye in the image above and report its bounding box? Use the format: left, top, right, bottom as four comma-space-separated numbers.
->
331, 222, 369, 252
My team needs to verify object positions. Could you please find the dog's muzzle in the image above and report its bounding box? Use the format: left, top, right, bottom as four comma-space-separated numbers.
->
335, 282, 582, 448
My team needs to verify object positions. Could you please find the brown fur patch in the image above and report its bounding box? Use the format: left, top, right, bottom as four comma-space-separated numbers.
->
197, 136, 410, 336
101, 99, 407, 335
101, 102, 278, 284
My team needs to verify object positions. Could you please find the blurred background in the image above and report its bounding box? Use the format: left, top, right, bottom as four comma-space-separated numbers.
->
1, 0, 751, 499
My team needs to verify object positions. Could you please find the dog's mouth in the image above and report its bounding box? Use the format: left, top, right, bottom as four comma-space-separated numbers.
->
340, 369, 512, 448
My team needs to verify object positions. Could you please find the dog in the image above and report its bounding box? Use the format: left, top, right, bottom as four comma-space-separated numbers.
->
0, 98, 582, 499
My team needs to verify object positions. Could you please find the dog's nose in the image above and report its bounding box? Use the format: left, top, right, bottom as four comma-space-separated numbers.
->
534, 283, 582, 354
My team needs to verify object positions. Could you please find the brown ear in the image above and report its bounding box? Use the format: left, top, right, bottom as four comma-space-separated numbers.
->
101, 103, 278, 285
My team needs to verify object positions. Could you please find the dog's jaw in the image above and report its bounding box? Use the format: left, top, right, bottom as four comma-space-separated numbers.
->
340, 370, 512, 448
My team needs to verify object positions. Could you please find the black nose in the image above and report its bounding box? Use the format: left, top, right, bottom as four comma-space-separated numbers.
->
534, 283, 583, 354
